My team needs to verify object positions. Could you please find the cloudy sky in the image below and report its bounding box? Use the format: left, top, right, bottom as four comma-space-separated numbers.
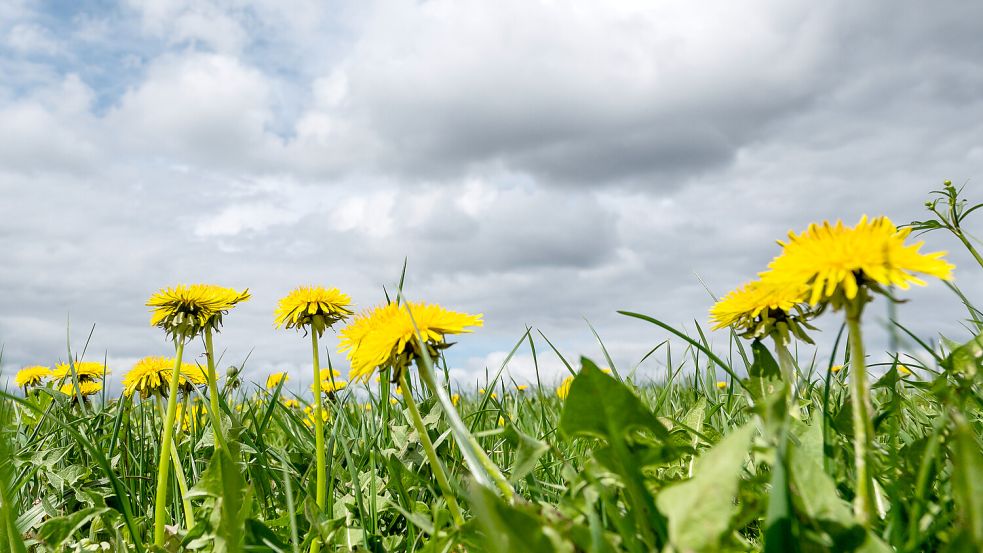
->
2, 0, 982, 393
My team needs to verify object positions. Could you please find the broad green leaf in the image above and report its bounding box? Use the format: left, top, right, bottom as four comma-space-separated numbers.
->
559, 358, 669, 442
468, 484, 568, 553
656, 423, 755, 553
942, 331, 983, 380
950, 413, 983, 549
37, 507, 109, 549
503, 426, 550, 483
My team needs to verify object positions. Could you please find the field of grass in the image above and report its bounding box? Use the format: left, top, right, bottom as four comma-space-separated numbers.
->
2, 182, 982, 553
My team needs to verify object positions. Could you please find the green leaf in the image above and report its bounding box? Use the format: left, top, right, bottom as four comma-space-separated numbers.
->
950, 413, 983, 549
559, 358, 669, 442
468, 484, 564, 553
37, 507, 109, 549
745, 340, 783, 401
656, 423, 755, 553
942, 331, 983, 380
503, 426, 550, 484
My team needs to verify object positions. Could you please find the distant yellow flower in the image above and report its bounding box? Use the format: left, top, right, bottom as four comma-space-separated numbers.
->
59, 380, 102, 397
516, 385, 529, 392
762, 216, 954, 307
716, 381, 728, 390
319, 379, 348, 395
364, 403, 373, 411
147, 284, 251, 339
497, 416, 506, 427
122, 357, 206, 399
556, 375, 574, 400
898, 365, 912, 376
303, 405, 330, 428
52, 361, 107, 382
177, 403, 206, 432
15, 366, 51, 388
451, 393, 461, 406
266, 372, 289, 390
274, 286, 353, 337
479, 388, 486, 394
389, 397, 399, 405
282, 398, 300, 409
339, 302, 483, 381
831, 364, 844, 373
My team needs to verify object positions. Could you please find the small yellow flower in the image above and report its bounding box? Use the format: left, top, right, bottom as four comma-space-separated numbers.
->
898, 365, 912, 376
303, 405, 331, 428
716, 381, 728, 390
319, 379, 348, 395
389, 397, 399, 405
339, 302, 483, 382
556, 375, 574, 400
177, 403, 206, 432
147, 284, 251, 339
497, 416, 506, 427
516, 384, 529, 392
52, 361, 108, 381
831, 364, 844, 373
451, 393, 461, 406
282, 398, 300, 409
364, 403, 373, 411
59, 380, 102, 397
710, 279, 810, 332
122, 357, 206, 399
266, 372, 289, 390
274, 286, 353, 337
762, 216, 954, 307
15, 366, 51, 388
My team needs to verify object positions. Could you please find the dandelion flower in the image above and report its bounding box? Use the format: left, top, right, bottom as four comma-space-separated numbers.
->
451, 393, 461, 406
147, 284, 251, 339
275, 286, 353, 337
266, 372, 289, 390
303, 405, 330, 428
122, 357, 206, 399
319, 379, 348, 395
282, 398, 300, 409
59, 380, 102, 397
516, 385, 529, 392
52, 361, 107, 381
898, 365, 912, 376
15, 366, 51, 388
716, 381, 728, 390
556, 375, 574, 400
762, 216, 954, 307
831, 364, 844, 373
339, 302, 483, 382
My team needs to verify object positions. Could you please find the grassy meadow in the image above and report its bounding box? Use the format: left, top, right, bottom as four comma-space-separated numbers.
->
1, 182, 982, 553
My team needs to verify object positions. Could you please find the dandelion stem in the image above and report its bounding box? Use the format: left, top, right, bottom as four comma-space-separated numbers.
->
203, 327, 228, 452
310, 331, 326, 553
153, 339, 185, 546
398, 370, 465, 526
155, 393, 195, 531
846, 295, 876, 527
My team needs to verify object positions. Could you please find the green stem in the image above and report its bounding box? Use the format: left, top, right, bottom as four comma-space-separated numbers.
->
310, 332, 326, 553
155, 394, 195, 531
203, 327, 228, 452
153, 340, 186, 546
773, 339, 800, 417
399, 370, 465, 526
846, 296, 876, 527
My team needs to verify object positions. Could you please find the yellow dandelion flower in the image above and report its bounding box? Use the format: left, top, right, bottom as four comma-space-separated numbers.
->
556, 375, 574, 400
479, 388, 486, 394
52, 361, 107, 381
389, 397, 399, 405
339, 302, 483, 382
266, 372, 289, 390
59, 380, 102, 397
710, 279, 809, 331
122, 357, 206, 399
762, 216, 954, 307
274, 286, 353, 337
451, 393, 461, 406
15, 366, 51, 388
147, 284, 251, 339
303, 405, 330, 428
364, 403, 373, 411
497, 416, 506, 427
319, 379, 348, 395
177, 403, 206, 432
831, 364, 844, 373
898, 365, 912, 376
516, 385, 529, 392
716, 381, 728, 390
282, 398, 300, 409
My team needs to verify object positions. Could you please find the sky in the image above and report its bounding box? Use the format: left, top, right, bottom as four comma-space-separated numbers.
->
2, 0, 983, 394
